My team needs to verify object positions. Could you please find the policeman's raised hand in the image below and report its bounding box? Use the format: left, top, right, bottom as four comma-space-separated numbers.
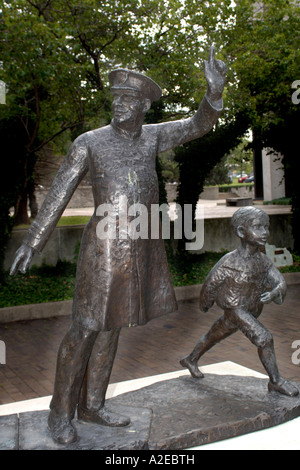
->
10, 244, 34, 276
204, 45, 227, 104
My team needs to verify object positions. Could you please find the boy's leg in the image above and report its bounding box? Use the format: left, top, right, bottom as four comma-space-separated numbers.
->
180, 314, 238, 378
77, 328, 130, 427
230, 308, 299, 397
48, 323, 98, 444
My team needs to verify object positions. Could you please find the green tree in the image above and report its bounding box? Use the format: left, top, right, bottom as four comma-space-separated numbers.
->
205, 155, 231, 186
0, 1, 86, 223
0, 0, 166, 276
1, 0, 299, 275
227, 138, 253, 176
226, 0, 300, 250
174, 111, 250, 250
0, 0, 238, 275
173, 0, 300, 250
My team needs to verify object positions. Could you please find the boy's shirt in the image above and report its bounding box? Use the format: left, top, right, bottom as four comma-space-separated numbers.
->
199, 249, 287, 314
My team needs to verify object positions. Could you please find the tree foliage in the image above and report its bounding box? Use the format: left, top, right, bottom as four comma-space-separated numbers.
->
0, 0, 236, 275
174, 0, 300, 250
225, 0, 300, 251
174, 111, 250, 250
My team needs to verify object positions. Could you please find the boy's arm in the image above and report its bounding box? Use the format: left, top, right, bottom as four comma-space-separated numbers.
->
10, 134, 88, 275
199, 278, 216, 313
199, 261, 226, 312
261, 264, 287, 305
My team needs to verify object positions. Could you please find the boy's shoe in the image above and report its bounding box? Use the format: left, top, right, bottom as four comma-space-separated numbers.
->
180, 356, 204, 378
268, 379, 299, 397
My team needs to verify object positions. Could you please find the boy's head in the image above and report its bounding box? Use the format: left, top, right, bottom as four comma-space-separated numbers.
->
231, 206, 270, 247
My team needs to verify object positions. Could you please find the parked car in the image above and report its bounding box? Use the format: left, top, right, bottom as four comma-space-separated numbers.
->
245, 175, 254, 183
238, 174, 249, 183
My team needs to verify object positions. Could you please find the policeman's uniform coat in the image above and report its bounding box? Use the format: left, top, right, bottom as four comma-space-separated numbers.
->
23, 73, 221, 332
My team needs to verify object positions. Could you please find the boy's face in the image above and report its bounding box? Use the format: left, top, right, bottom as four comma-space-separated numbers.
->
239, 216, 269, 246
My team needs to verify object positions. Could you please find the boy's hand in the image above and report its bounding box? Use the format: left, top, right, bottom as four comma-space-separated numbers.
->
260, 291, 275, 304
200, 306, 209, 313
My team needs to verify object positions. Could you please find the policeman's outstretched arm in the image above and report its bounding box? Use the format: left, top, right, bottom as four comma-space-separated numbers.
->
10, 244, 34, 276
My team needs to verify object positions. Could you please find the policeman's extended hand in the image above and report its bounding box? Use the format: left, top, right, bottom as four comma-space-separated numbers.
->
204, 45, 227, 103
10, 244, 34, 276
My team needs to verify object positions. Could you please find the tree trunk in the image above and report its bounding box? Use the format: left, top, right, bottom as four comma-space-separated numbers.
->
28, 180, 39, 218
14, 189, 30, 225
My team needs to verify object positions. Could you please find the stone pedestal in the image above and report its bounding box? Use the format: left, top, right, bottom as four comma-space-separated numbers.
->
1, 374, 300, 450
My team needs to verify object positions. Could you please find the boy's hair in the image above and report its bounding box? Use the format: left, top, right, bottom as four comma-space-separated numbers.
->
231, 206, 269, 237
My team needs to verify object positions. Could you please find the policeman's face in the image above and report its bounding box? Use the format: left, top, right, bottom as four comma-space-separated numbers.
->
112, 90, 149, 128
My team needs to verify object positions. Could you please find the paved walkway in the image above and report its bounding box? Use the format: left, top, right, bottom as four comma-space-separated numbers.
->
62, 200, 292, 219
0, 283, 299, 405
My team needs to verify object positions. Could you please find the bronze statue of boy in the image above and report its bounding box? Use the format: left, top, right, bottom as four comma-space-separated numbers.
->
180, 206, 299, 397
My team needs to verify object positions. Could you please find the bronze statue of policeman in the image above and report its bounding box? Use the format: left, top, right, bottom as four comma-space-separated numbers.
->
10, 46, 227, 444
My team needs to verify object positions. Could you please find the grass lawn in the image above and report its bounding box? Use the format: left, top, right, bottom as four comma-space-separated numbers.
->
14, 215, 91, 230
1, 251, 300, 308
57, 216, 91, 226
0, 261, 77, 308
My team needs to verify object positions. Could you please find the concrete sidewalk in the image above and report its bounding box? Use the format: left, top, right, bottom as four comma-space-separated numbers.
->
62, 199, 292, 219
